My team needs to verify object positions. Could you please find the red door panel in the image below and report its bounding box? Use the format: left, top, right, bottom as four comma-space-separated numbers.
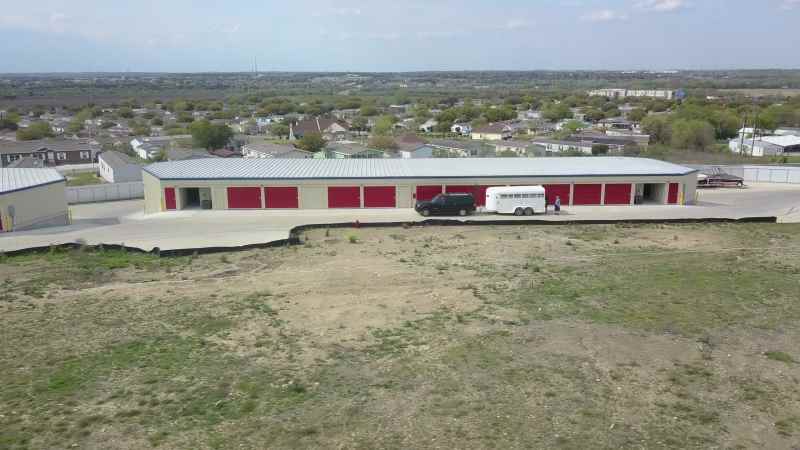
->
475, 186, 494, 207
573, 184, 602, 205
227, 187, 262, 209
543, 184, 570, 205
364, 186, 396, 208
164, 187, 176, 210
265, 187, 299, 208
668, 183, 679, 204
604, 184, 632, 205
328, 186, 361, 208
416, 185, 442, 202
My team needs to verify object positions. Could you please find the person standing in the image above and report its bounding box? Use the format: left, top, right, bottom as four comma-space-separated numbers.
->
554, 195, 561, 215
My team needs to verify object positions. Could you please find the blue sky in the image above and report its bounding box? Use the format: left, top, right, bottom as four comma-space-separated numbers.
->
0, 0, 798, 72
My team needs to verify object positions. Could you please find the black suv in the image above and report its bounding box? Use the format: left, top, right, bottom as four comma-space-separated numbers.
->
415, 193, 476, 217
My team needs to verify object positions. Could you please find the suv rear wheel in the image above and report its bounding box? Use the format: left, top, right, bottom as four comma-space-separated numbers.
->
459, 209, 467, 216
421, 209, 431, 217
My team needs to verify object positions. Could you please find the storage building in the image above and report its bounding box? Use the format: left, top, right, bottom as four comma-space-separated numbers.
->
141, 157, 697, 214
0, 168, 68, 231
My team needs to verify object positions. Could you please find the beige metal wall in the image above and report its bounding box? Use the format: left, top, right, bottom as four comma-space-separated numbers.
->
0, 181, 68, 231
143, 173, 699, 213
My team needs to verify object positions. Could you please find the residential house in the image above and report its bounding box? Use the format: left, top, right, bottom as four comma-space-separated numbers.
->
0, 139, 99, 167
418, 118, 438, 133
428, 139, 492, 158
130, 135, 190, 160
450, 123, 472, 136
316, 142, 385, 159
399, 145, 435, 159
242, 142, 313, 159
494, 140, 539, 157
596, 117, 636, 132
97, 151, 142, 183
471, 122, 513, 141
332, 109, 360, 120
291, 117, 350, 141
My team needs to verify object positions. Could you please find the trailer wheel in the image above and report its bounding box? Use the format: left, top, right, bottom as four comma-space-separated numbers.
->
514, 208, 524, 216
524, 207, 534, 216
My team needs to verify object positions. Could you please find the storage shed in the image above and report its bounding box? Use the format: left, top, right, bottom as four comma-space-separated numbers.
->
0, 168, 68, 231
141, 157, 697, 213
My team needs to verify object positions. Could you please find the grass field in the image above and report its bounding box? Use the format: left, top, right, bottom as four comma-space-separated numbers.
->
66, 172, 106, 187
2, 223, 800, 449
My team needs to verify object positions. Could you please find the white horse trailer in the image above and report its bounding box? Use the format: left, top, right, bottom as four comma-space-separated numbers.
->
485, 186, 547, 216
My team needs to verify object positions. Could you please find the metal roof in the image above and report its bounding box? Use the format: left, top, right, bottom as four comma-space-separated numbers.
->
0, 168, 65, 195
143, 157, 696, 181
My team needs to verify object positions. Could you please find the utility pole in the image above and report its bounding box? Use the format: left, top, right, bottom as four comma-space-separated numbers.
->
740, 113, 747, 156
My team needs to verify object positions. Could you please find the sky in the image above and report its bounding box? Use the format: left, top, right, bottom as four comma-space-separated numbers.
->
0, 0, 798, 73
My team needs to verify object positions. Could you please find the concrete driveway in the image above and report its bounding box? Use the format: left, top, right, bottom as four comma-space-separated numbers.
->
2, 183, 799, 253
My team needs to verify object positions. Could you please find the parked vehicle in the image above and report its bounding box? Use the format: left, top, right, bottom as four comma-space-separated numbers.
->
415, 193, 476, 216
484, 186, 546, 216
697, 167, 744, 188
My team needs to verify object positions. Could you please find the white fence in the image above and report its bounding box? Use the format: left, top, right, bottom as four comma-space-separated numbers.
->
67, 181, 144, 204
692, 165, 800, 184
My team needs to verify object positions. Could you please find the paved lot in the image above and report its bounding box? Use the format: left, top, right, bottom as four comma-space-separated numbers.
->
2, 183, 799, 253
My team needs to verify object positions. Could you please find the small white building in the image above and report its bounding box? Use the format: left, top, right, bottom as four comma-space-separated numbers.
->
0, 168, 68, 231
728, 136, 800, 157
729, 135, 800, 157
98, 151, 142, 183
451, 123, 472, 136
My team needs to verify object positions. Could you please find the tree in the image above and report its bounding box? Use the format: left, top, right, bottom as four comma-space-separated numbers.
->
351, 116, 369, 132
591, 144, 609, 156
670, 119, 715, 151
296, 132, 326, 153
269, 122, 290, 138
189, 120, 234, 150
622, 143, 642, 156
118, 107, 134, 119
542, 102, 573, 122
627, 108, 647, 123
373, 115, 396, 135
562, 120, 585, 134
368, 135, 398, 151
360, 105, 379, 117
641, 115, 671, 145
16, 122, 54, 141
151, 117, 164, 126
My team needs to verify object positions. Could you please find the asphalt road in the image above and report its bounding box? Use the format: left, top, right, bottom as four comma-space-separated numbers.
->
2, 183, 798, 253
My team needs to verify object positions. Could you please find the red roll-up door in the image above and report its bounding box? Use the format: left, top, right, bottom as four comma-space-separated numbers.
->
227, 187, 262, 209
265, 187, 299, 208
328, 186, 361, 208
164, 187, 176, 210
475, 186, 493, 207
667, 183, 680, 204
364, 186, 396, 208
543, 184, 571, 205
416, 185, 442, 202
573, 184, 602, 205
604, 184, 632, 205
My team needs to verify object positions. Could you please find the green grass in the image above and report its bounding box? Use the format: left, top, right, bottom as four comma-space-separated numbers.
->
66, 172, 105, 186
765, 351, 795, 364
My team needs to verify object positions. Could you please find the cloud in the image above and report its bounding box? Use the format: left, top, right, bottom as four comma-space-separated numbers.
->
581, 9, 629, 22
636, 0, 687, 12
781, 0, 800, 9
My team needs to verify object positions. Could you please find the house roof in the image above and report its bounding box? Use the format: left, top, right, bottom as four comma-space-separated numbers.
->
293, 117, 349, 135
0, 139, 99, 155
760, 135, 800, 147
1, 168, 65, 195
243, 142, 306, 157
326, 142, 383, 156
474, 122, 512, 134
143, 157, 696, 181
99, 151, 138, 169
7, 157, 45, 168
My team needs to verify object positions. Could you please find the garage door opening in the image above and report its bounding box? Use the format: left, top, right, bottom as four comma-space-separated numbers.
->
635, 183, 666, 205
180, 187, 212, 210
